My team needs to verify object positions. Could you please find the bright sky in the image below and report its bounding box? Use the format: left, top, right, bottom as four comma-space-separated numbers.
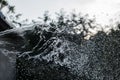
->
7, 0, 120, 25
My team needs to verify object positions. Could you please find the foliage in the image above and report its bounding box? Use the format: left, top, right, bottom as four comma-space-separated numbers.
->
34, 11, 96, 38
1, 7, 120, 79
16, 22, 120, 80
